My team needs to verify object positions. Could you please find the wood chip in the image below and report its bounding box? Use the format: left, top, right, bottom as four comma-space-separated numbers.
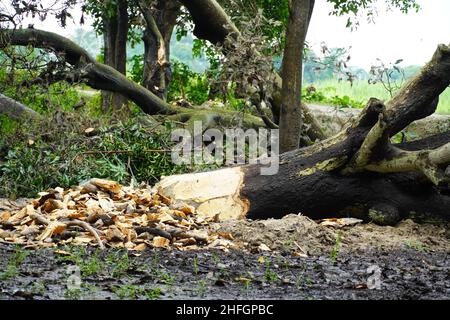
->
152, 236, 170, 248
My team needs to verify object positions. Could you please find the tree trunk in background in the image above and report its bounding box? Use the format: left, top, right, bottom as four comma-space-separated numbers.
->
102, 14, 117, 112
279, 0, 314, 152
141, 0, 181, 100
102, 0, 129, 113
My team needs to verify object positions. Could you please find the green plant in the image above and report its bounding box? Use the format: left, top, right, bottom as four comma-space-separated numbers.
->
0, 245, 29, 280
129, 54, 145, 84
145, 287, 162, 300
113, 284, 161, 300
403, 240, 427, 252
0, 113, 188, 199
113, 284, 139, 300
301, 86, 364, 109
263, 261, 279, 283
241, 278, 251, 293
295, 274, 313, 288
329, 232, 342, 263
159, 271, 176, 287
56, 247, 104, 277
106, 251, 130, 277
194, 279, 208, 297
64, 288, 82, 300
30, 281, 46, 295
168, 60, 210, 105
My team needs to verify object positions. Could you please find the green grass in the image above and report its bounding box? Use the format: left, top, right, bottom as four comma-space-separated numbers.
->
310, 80, 450, 114
0, 246, 29, 280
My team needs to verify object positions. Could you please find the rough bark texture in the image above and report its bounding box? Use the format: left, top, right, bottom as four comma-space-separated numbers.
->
102, 0, 129, 112
140, 0, 181, 100
158, 44, 450, 224
279, 0, 312, 152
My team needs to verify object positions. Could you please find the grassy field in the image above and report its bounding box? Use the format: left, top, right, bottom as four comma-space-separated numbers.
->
310, 80, 450, 114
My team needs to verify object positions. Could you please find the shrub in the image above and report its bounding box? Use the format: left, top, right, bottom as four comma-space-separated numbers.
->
0, 113, 187, 198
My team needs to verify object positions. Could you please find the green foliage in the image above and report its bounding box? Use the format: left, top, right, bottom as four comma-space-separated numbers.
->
113, 284, 161, 300
310, 79, 450, 114
168, 60, 209, 105
0, 112, 187, 199
0, 68, 82, 114
128, 53, 145, 84
302, 87, 365, 109
0, 246, 29, 280
263, 260, 279, 283
329, 232, 342, 263
328, 0, 420, 29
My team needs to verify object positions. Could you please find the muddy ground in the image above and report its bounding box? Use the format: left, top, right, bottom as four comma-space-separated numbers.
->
1, 212, 449, 300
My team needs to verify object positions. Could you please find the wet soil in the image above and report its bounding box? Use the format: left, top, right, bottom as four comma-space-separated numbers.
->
0, 213, 449, 300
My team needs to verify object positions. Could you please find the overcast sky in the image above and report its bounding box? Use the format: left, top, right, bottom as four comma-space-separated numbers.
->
24, 0, 450, 70
307, 0, 450, 68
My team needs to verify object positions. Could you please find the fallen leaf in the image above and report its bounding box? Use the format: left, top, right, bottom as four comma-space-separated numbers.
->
153, 236, 170, 248
89, 178, 122, 194
54, 249, 72, 256
0, 211, 11, 223
37, 222, 67, 241
133, 243, 147, 251
320, 217, 363, 228
84, 127, 95, 134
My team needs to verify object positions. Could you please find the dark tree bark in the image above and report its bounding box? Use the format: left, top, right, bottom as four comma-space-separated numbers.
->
138, 0, 181, 101
102, 0, 129, 112
279, 0, 314, 152
157, 44, 450, 224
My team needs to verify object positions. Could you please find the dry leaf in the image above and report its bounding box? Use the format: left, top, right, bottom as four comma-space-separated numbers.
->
37, 222, 67, 241
84, 127, 95, 134
217, 232, 234, 240
54, 249, 72, 256
152, 236, 170, 248
90, 178, 122, 193
133, 243, 147, 251
42, 199, 64, 212
0, 211, 11, 223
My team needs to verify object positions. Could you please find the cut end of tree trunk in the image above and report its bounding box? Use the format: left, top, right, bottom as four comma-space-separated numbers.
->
157, 167, 249, 221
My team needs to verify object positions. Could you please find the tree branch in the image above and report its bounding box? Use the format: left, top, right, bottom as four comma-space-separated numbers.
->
0, 28, 175, 115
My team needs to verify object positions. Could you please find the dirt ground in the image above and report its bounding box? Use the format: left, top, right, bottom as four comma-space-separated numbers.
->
1, 207, 449, 300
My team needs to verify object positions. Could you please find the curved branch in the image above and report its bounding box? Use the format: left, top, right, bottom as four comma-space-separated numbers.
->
0, 28, 174, 115
385, 43, 450, 135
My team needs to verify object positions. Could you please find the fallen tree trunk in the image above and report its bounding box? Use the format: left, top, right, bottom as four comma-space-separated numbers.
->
308, 104, 450, 139
157, 44, 450, 225
0, 93, 40, 120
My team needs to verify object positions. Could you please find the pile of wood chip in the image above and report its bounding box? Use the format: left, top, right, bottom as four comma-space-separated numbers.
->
0, 178, 236, 251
